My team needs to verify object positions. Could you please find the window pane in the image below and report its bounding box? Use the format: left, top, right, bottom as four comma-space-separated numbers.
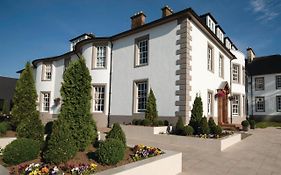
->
232, 95, 240, 115
255, 97, 265, 112
44, 64, 52, 80
207, 92, 212, 115
138, 39, 148, 65
276, 76, 281, 89
94, 86, 105, 112
136, 81, 147, 112
207, 46, 213, 71
232, 65, 239, 83
96, 46, 106, 68
255, 77, 264, 91
42, 92, 50, 112
276, 96, 281, 112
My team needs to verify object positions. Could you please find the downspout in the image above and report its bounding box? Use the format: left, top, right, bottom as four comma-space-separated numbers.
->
230, 59, 233, 124
107, 41, 113, 128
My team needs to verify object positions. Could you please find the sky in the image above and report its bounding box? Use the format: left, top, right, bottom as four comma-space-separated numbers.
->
0, 0, 280, 78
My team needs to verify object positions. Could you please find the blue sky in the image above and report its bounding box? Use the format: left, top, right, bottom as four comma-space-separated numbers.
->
0, 0, 280, 78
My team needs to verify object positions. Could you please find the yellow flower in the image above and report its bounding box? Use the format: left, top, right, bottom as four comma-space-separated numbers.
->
90, 163, 97, 171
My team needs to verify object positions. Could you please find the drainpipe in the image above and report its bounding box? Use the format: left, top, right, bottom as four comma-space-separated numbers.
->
230, 59, 233, 124
107, 41, 113, 128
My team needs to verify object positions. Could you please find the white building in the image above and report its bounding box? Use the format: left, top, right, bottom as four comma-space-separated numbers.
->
246, 48, 281, 122
30, 6, 246, 128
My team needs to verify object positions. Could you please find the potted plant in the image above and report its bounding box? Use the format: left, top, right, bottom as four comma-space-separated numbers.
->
241, 120, 249, 131
249, 120, 256, 129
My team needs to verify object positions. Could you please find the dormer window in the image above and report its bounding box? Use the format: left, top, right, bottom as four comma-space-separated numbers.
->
207, 16, 216, 33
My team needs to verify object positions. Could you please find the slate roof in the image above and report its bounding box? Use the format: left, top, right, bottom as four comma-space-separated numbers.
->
246, 54, 281, 75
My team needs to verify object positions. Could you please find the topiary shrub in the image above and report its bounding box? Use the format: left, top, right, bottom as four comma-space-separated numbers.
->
145, 89, 158, 123
132, 119, 138, 125
213, 125, 222, 136
0, 122, 9, 134
249, 120, 256, 129
152, 120, 159, 126
96, 139, 125, 165
3, 138, 40, 165
208, 117, 217, 135
241, 120, 249, 131
136, 119, 142, 125
43, 120, 77, 164
164, 120, 169, 126
142, 119, 151, 126
175, 116, 185, 135
200, 117, 210, 135
189, 95, 203, 134
182, 125, 194, 136
106, 123, 126, 146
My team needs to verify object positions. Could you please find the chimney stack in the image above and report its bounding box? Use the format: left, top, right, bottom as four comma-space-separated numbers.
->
161, 5, 173, 17
131, 11, 146, 29
247, 48, 256, 62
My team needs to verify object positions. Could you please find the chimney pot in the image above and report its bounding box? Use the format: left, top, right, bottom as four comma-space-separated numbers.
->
161, 5, 173, 17
131, 11, 146, 29
247, 47, 256, 62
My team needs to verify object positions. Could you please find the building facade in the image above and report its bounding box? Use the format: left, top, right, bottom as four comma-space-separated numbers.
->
0, 76, 17, 112
29, 6, 246, 128
246, 48, 281, 122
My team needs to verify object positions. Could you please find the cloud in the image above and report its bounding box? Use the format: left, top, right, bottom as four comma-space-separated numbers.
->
250, 0, 280, 22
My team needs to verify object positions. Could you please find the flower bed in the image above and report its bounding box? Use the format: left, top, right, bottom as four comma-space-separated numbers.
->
2, 144, 168, 175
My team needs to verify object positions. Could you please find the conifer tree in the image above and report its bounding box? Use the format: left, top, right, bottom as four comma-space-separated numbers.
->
189, 95, 203, 134
145, 89, 158, 122
11, 62, 44, 142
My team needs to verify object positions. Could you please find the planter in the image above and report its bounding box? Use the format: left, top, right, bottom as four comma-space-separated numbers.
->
120, 125, 168, 139
96, 150, 182, 175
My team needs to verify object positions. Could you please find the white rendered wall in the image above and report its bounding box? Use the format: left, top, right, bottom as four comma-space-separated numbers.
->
248, 73, 281, 116
189, 20, 232, 119
111, 20, 180, 117
81, 43, 111, 115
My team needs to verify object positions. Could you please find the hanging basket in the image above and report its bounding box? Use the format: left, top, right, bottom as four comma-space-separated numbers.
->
215, 91, 225, 99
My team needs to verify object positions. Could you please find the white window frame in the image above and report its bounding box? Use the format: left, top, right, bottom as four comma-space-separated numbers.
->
232, 64, 240, 83
255, 77, 264, 91
135, 35, 149, 67
276, 76, 281, 89
134, 80, 148, 113
232, 95, 240, 116
41, 92, 50, 112
219, 54, 224, 78
276, 96, 281, 112
255, 97, 265, 112
207, 91, 213, 116
207, 45, 214, 72
42, 63, 52, 81
96, 46, 106, 68
93, 86, 105, 112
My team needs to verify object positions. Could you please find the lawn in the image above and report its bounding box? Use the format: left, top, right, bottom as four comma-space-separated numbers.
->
256, 121, 281, 128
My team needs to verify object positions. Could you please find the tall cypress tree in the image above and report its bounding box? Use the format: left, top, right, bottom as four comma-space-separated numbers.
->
12, 62, 44, 141
189, 95, 203, 134
145, 89, 158, 122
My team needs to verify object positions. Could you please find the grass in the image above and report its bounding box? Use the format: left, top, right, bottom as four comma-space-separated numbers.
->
256, 121, 281, 128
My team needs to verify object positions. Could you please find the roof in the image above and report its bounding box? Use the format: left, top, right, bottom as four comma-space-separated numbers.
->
246, 54, 281, 75
0, 76, 17, 100
32, 51, 74, 67
69, 33, 95, 42
25, 7, 236, 70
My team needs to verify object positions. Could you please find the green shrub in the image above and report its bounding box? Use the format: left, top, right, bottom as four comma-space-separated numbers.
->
152, 120, 159, 126
145, 89, 158, 123
158, 120, 164, 126
164, 120, 169, 126
241, 120, 249, 127
182, 125, 194, 136
249, 120, 256, 129
175, 116, 185, 135
17, 116, 44, 142
3, 138, 40, 165
43, 120, 77, 164
208, 117, 217, 135
96, 139, 125, 165
213, 125, 222, 136
45, 121, 54, 134
132, 119, 138, 125
106, 123, 126, 146
200, 117, 210, 135
136, 119, 143, 125
189, 96, 203, 134
0, 122, 9, 134
142, 119, 151, 126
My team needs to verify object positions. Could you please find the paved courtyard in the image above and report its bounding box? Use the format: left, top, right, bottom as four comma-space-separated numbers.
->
127, 128, 281, 175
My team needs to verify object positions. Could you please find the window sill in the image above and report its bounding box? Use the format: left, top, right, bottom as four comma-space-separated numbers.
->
92, 67, 107, 70
134, 63, 148, 68
41, 79, 52, 81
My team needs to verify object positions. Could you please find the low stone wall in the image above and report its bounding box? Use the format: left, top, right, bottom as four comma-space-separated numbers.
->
220, 133, 241, 151
96, 150, 182, 175
0, 137, 17, 148
120, 125, 168, 138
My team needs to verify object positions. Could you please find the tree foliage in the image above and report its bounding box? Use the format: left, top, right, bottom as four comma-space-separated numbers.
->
145, 89, 158, 123
189, 95, 203, 134
11, 62, 39, 128
2, 100, 10, 115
